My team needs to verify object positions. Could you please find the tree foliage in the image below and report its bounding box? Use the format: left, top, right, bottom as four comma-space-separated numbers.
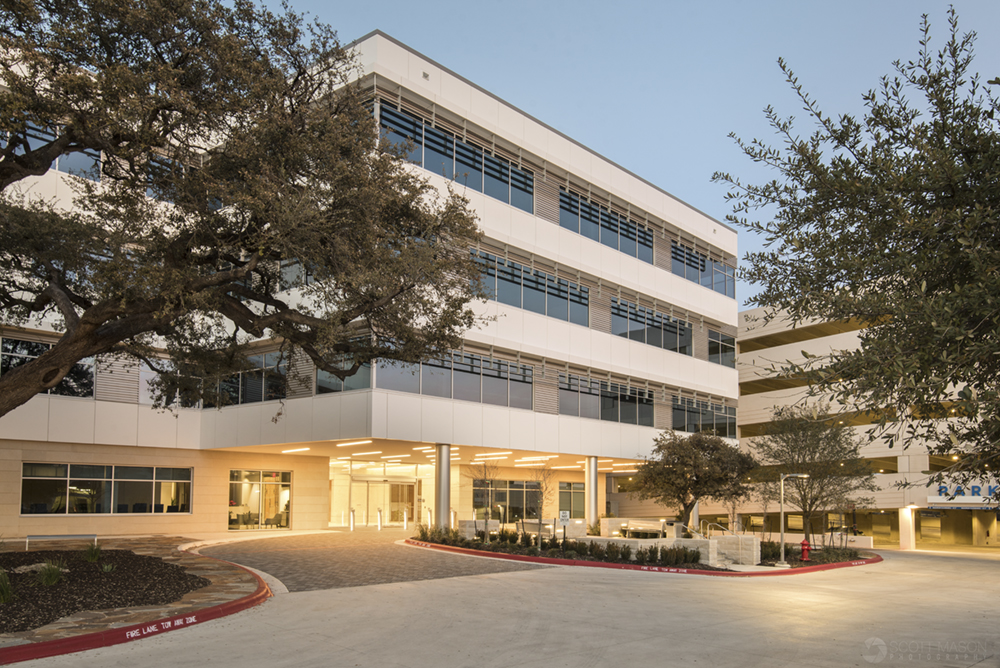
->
714, 9, 1000, 492
630, 431, 757, 528
0, 0, 485, 417
753, 405, 878, 542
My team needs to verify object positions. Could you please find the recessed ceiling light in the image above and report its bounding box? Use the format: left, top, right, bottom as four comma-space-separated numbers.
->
336, 440, 374, 447
282, 447, 310, 453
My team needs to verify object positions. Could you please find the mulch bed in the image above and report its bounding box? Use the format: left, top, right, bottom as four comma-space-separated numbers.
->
0, 550, 210, 634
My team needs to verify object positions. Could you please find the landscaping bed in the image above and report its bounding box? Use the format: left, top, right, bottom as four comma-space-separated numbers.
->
413, 525, 729, 571
757, 541, 873, 568
0, 549, 210, 634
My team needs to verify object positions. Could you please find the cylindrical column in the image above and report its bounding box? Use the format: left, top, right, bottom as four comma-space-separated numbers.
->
585, 455, 599, 528
434, 443, 451, 530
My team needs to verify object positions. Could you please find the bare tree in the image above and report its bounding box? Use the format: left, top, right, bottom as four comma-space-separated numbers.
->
463, 459, 500, 543
527, 465, 558, 543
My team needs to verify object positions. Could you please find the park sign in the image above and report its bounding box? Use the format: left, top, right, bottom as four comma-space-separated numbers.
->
927, 484, 999, 510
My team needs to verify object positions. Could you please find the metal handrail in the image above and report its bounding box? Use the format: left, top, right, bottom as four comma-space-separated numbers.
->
702, 521, 736, 537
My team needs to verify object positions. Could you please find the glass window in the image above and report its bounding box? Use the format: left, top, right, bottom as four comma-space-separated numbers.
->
380, 104, 423, 164
677, 320, 693, 356
638, 226, 654, 264
580, 379, 601, 419
628, 305, 646, 344
1, 338, 94, 398
116, 466, 154, 480
455, 139, 483, 192
611, 299, 629, 338
646, 312, 663, 349
569, 284, 589, 327
114, 480, 153, 513
71, 465, 113, 479
509, 164, 533, 214
344, 361, 371, 391
559, 188, 579, 233
155, 481, 191, 512
662, 318, 679, 352
474, 251, 497, 300
423, 125, 454, 179
482, 360, 508, 406
558, 374, 579, 416
23, 462, 67, 478
619, 217, 638, 257
638, 391, 654, 427
600, 382, 618, 422
620, 388, 638, 425
69, 480, 111, 514
317, 369, 343, 394
509, 365, 533, 410
579, 199, 600, 241
600, 209, 619, 250
496, 260, 522, 308
421, 357, 452, 399
376, 360, 420, 394
155, 468, 192, 481
484, 153, 509, 203
546, 276, 569, 321
58, 147, 101, 181
21, 479, 67, 514
453, 354, 481, 402
522, 269, 547, 315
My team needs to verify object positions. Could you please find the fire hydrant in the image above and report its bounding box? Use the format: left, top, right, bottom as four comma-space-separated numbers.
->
800, 539, 811, 562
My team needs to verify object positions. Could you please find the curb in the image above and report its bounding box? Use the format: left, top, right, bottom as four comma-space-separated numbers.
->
0, 553, 271, 666
403, 539, 884, 577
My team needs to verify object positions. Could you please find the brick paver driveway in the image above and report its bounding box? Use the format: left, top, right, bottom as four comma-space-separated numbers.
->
200, 528, 548, 592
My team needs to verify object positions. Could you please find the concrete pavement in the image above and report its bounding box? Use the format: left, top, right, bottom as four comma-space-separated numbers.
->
18, 536, 999, 668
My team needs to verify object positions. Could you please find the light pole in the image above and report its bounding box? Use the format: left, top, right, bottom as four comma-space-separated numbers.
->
777, 473, 809, 568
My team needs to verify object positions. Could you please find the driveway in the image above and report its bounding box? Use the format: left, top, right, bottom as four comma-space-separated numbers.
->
199, 528, 548, 591
23, 543, 999, 668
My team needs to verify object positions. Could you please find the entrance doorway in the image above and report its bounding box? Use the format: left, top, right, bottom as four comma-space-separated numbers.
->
347, 480, 416, 526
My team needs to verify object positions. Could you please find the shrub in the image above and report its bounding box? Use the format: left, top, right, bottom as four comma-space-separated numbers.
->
634, 546, 649, 565
760, 541, 799, 561
588, 542, 606, 560
37, 560, 65, 586
563, 550, 578, 559
526, 547, 540, 557
101, 563, 117, 573
620, 545, 633, 562
416, 524, 430, 541
83, 542, 102, 563
520, 531, 533, 547
0, 570, 13, 604
605, 542, 621, 562
810, 547, 861, 564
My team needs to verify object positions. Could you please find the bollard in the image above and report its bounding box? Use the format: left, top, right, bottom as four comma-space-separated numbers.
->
428, 508, 433, 528
450, 508, 455, 529
800, 539, 811, 562
403, 509, 408, 530
377, 508, 382, 531
349, 508, 355, 531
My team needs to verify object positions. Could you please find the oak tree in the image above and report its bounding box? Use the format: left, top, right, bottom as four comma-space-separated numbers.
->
0, 0, 485, 417
630, 431, 757, 529
714, 10, 1000, 494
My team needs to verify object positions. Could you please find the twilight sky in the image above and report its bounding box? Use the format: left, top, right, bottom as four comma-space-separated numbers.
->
286, 1, 1000, 306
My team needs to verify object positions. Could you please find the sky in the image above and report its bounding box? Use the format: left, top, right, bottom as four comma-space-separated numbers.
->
285, 0, 1000, 307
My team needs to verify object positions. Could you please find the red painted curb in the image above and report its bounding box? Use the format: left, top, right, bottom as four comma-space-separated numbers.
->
0, 552, 271, 666
404, 539, 883, 577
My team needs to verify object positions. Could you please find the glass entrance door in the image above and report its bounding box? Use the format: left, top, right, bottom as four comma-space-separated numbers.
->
390, 483, 414, 523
